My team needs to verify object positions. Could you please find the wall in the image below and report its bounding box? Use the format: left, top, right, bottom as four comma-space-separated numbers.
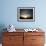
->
0, 0, 46, 30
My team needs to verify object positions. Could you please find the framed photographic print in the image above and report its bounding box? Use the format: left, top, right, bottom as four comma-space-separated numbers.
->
17, 7, 35, 22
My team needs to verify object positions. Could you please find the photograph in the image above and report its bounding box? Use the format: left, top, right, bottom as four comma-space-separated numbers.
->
17, 7, 35, 22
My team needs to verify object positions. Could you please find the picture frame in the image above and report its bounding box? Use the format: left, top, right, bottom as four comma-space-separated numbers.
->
17, 7, 35, 22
